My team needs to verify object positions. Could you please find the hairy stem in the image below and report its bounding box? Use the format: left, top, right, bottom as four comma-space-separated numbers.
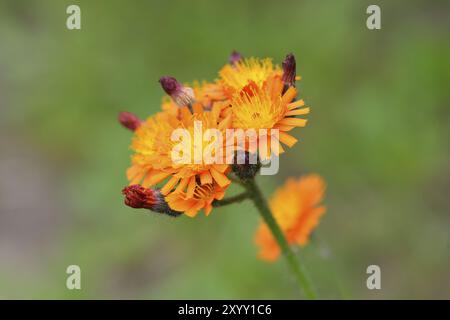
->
213, 192, 249, 207
243, 178, 317, 299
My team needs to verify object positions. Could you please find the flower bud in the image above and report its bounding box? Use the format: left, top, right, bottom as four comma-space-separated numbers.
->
229, 50, 242, 66
231, 152, 261, 181
122, 185, 181, 217
282, 53, 296, 89
159, 76, 195, 108
118, 112, 142, 131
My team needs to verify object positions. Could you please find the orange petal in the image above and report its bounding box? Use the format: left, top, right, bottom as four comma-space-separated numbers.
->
213, 164, 228, 173
160, 175, 180, 195
126, 165, 141, 180
129, 169, 146, 185
281, 87, 297, 105
192, 102, 203, 113
179, 106, 192, 119
200, 171, 213, 185
218, 113, 232, 130
175, 177, 190, 193
186, 177, 196, 198
142, 171, 171, 187
278, 118, 307, 127
210, 168, 230, 187
279, 132, 298, 147
169, 198, 197, 212
285, 107, 310, 116
287, 99, 305, 110
215, 190, 225, 201
204, 204, 213, 216
185, 201, 204, 217
274, 124, 295, 132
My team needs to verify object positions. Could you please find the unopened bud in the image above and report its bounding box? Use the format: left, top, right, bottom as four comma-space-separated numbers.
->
229, 50, 242, 66
118, 112, 142, 131
231, 152, 261, 181
159, 76, 195, 108
282, 53, 296, 88
122, 185, 181, 217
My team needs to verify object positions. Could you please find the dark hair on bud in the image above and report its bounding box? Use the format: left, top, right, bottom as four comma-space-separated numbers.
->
282, 53, 296, 89
231, 152, 261, 181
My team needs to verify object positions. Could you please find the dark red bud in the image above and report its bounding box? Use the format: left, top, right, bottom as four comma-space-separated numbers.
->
159, 76, 195, 107
118, 112, 142, 131
122, 185, 158, 209
282, 53, 296, 88
159, 76, 182, 96
229, 50, 243, 65
122, 185, 182, 217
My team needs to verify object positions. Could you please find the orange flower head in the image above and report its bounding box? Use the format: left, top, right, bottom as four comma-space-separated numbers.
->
230, 75, 309, 158
126, 103, 232, 215
255, 175, 326, 261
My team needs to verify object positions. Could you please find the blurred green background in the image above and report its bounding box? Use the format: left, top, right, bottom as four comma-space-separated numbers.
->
0, 0, 449, 299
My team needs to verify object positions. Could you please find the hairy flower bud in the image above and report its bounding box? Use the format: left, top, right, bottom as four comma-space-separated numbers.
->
118, 112, 142, 131
282, 53, 296, 89
122, 185, 181, 217
229, 50, 243, 66
159, 76, 195, 108
231, 152, 261, 181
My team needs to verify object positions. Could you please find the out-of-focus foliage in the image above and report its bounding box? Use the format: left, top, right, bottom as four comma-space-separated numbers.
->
0, 0, 449, 299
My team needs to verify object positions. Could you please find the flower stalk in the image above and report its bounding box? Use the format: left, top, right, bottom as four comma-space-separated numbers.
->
213, 192, 249, 207
243, 178, 317, 300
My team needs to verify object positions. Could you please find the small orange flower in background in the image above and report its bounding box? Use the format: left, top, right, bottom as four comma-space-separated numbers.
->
255, 175, 326, 261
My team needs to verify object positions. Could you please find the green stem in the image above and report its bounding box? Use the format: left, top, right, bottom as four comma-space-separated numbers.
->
244, 178, 317, 300
213, 192, 249, 207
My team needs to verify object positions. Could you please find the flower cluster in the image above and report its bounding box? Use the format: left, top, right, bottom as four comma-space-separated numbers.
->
119, 51, 326, 261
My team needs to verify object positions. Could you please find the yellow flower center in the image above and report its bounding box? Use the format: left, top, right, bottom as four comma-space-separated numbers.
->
232, 87, 286, 129
220, 58, 279, 90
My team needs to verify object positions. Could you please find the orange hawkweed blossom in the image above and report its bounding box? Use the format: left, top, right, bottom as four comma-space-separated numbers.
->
230, 75, 309, 158
255, 175, 326, 261
120, 52, 313, 218
122, 75, 234, 217
126, 104, 232, 215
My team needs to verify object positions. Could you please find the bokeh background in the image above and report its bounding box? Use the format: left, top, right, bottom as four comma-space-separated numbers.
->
0, 0, 449, 299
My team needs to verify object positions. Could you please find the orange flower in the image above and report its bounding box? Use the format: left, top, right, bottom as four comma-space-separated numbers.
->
254, 175, 326, 261
126, 103, 232, 203
219, 57, 282, 97
230, 74, 309, 158
165, 180, 227, 217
